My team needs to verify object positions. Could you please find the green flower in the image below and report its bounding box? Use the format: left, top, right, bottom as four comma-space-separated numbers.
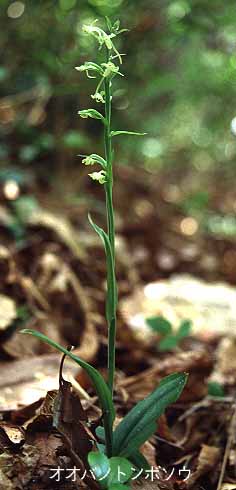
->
102, 62, 123, 78
91, 91, 105, 103
82, 155, 96, 166
82, 21, 122, 63
88, 170, 107, 184
75, 62, 103, 79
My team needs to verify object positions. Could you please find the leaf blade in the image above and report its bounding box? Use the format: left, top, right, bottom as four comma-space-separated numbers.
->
88, 452, 110, 489
113, 372, 188, 456
146, 316, 172, 335
20, 329, 115, 455
110, 131, 146, 137
88, 214, 117, 324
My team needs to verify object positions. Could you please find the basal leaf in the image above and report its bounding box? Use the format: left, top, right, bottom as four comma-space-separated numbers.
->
88, 452, 110, 489
113, 372, 188, 457
109, 457, 132, 485
88, 453, 132, 489
129, 451, 150, 471
20, 329, 115, 455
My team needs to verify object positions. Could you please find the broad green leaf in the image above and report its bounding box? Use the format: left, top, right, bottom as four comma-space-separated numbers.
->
88, 453, 132, 489
88, 214, 116, 324
146, 316, 172, 335
20, 329, 115, 454
159, 335, 179, 351
109, 457, 132, 485
78, 109, 106, 124
88, 452, 110, 489
110, 131, 146, 137
118, 422, 156, 458
177, 320, 192, 340
113, 372, 188, 457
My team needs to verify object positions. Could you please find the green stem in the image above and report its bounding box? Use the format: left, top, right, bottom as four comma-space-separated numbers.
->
104, 53, 117, 396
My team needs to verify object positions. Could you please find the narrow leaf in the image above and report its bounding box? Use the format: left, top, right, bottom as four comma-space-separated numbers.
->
110, 131, 146, 137
20, 329, 115, 454
113, 372, 188, 457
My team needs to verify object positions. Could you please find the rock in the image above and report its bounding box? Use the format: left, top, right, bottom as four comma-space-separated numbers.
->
121, 274, 236, 342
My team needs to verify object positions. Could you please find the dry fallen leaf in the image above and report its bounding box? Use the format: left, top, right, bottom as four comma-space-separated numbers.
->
220, 485, 236, 490
0, 444, 39, 490
0, 294, 16, 332
0, 423, 25, 449
187, 444, 221, 487
211, 337, 236, 385
29, 209, 87, 261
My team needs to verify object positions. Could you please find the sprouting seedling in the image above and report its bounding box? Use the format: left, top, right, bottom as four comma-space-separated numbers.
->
146, 316, 192, 351
21, 18, 188, 489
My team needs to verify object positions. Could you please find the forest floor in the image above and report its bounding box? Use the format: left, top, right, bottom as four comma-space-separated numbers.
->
0, 164, 236, 490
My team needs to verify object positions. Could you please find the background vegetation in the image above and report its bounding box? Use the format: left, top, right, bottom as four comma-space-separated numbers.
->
1, 0, 236, 181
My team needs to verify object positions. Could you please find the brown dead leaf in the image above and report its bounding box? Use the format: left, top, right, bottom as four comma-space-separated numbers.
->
0, 444, 39, 490
53, 352, 95, 471
187, 444, 221, 487
118, 350, 212, 403
132, 480, 161, 490
0, 423, 25, 449
0, 294, 16, 332
211, 338, 236, 386
2, 316, 62, 358
220, 485, 236, 489
29, 209, 87, 261
0, 353, 78, 410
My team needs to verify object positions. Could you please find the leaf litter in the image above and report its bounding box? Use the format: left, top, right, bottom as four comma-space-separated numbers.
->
0, 167, 236, 488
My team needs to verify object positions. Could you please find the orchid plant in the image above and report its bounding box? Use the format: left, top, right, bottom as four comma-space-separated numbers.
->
22, 18, 187, 490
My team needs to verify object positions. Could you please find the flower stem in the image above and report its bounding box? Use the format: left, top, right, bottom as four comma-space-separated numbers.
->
104, 51, 117, 396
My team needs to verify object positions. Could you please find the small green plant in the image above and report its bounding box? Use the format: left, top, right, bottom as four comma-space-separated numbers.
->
146, 316, 192, 351
21, 19, 188, 489
207, 381, 225, 398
